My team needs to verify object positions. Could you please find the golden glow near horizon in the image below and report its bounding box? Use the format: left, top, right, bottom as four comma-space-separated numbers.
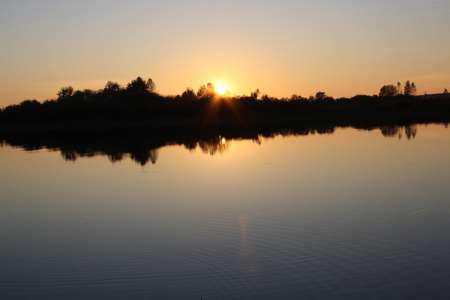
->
0, 1, 449, 107
216, 83, 228, 95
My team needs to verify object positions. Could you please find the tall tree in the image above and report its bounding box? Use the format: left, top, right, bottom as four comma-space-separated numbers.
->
404, 80, 416, 96
411, 82, 417, 95
379, 85, 397, 97
147, 78, 156, 93
396, 82, 402, 95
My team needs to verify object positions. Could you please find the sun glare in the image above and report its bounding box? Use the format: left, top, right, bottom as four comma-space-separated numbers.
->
216, 83, 227, 95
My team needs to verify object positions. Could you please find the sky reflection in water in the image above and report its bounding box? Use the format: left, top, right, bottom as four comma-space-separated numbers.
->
1, 124, 450, 299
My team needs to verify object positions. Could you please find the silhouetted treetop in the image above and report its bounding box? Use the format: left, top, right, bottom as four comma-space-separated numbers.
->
72, 89, 94, 101
397, 82, 402, 95
379, 80, 417, 97
379, 85, 397, 97
197, 83, 216, 99
57, 86, 74, 100
404, 80, 417, 96
126, 77, 155, 93
251, 89, 260, 99
315, 92, 327, 101
104, 81, 121, 93
181, 88, 196, 100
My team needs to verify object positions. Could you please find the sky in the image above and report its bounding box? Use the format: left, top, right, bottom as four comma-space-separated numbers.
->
1, 0, 449, 107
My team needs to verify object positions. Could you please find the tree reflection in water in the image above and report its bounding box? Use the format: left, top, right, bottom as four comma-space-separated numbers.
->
380, 125, 418, 139
197, 136, 230, 155
0, 123, 444, 166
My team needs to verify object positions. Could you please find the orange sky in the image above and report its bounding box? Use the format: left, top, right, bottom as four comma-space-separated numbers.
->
1, 0, 449, 107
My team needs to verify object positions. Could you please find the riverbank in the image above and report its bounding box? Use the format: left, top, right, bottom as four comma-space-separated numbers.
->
1, 93, 450, 134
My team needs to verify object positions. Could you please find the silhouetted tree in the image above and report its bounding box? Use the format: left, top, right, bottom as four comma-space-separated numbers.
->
57, 86, 74, 100
73, 89, 94, 101
197, 83, 216, 99
126, 77, 155, 93
444, 88, 449, 94
397, 82, 402, 95
404, 80, 416, 96
181, 88, 196, 100
147, 78, 156, 93
104, 81, 121, 93
19, 99, 40, 108
261, 94, 274, 101
102, 81, 121, 100
379, 85, 397, 97
251, 89, 260, 99
16, 100, 41, 119
315, 92, 327, 101
411, 82, 417, 95
290, 94, 306, 101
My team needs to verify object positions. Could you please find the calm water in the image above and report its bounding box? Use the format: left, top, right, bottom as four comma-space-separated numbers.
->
1, 124, 450, 299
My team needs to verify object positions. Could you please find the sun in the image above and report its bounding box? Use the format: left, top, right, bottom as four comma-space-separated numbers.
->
215, 83, 228, 95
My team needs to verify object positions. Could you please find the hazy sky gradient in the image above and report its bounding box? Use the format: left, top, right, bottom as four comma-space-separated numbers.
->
1, 0, 449, 106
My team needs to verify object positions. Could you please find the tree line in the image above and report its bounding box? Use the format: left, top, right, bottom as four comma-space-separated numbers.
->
0, 77, 449, 124
379, 80, 417, 97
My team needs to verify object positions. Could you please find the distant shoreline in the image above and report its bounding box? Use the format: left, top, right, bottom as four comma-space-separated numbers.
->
1, 109, 449, 134
1, 92, 449, 134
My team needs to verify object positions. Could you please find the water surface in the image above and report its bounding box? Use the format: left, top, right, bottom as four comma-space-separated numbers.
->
1, 124, 450, 299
